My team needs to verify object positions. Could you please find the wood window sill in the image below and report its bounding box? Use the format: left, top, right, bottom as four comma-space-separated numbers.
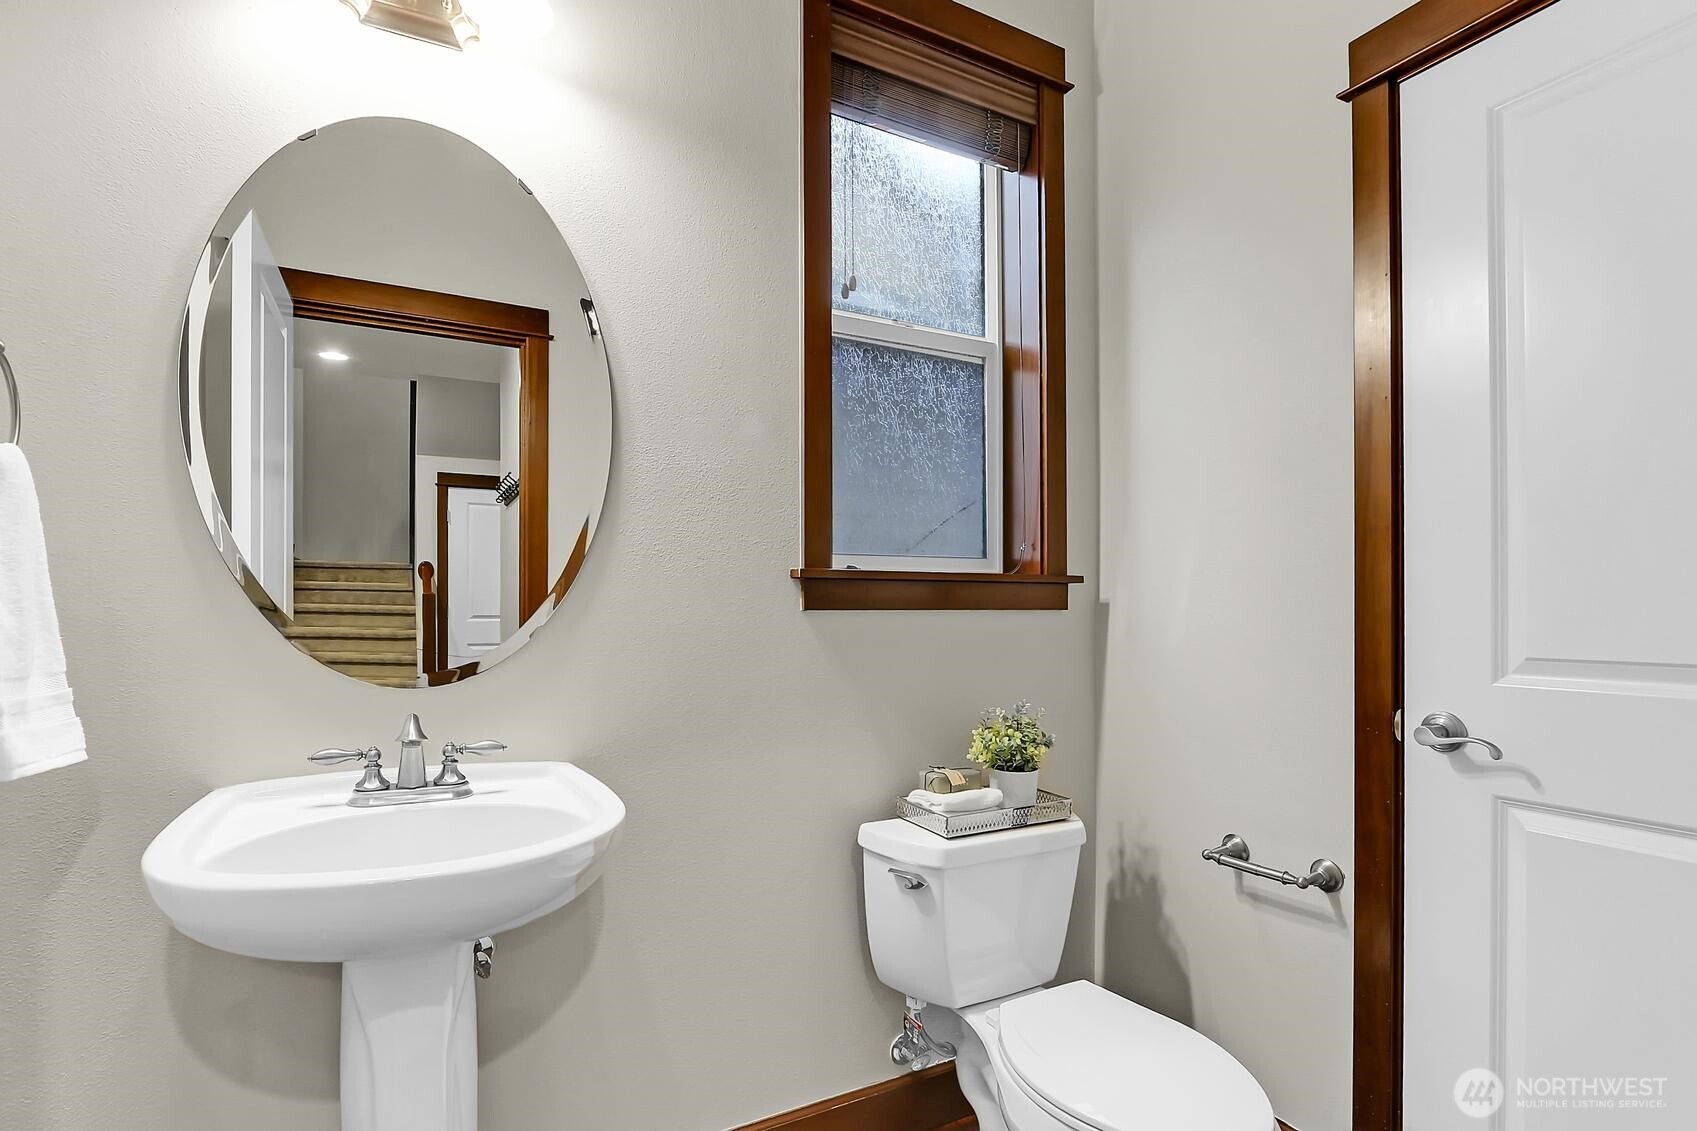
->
791, 568, 1083, 610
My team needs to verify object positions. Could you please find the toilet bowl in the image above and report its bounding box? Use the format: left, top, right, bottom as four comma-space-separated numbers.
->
941, 982, 1274, 1131
859, 818, 1275, 1131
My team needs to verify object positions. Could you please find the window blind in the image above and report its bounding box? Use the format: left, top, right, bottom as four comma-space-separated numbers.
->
831, 55, 1032, 172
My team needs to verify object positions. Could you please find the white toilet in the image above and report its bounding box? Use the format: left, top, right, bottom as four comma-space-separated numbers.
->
859, 816, 1276, 1131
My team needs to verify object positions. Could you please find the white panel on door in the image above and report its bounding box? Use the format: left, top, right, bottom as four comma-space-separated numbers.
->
462, 497, 502, 648
1499, 802, 1695, 1128
1495, 12, 1697, 696
446, 487, 503, 667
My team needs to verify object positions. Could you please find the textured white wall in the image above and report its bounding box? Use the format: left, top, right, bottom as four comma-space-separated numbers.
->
0, 2, 1096, 1129
1091, 3, 1404, 1129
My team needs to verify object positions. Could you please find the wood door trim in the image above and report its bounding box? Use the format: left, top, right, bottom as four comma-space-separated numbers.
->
437, 472, 501, 490
281, 268, 552, 622
1344, 2, 1566, 1128
435, 473, 501, 672
280, 268, 550, 343
1340, 0, 1562, 99
1350, 79, 1404, 1131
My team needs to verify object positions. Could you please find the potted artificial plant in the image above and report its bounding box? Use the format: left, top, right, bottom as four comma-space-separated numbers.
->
967, 701, 1053, 809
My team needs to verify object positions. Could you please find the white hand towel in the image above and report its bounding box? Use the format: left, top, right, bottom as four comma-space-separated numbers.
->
907, 787, 1003, 814
0, 445, 86, 781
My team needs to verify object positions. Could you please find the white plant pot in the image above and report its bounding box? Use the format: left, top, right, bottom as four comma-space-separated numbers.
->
991, 768, 1040, 809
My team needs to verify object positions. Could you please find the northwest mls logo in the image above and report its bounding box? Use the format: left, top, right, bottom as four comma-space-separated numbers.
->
1455, 1068, 1505, 1118
1454, 1069, 1670, 1115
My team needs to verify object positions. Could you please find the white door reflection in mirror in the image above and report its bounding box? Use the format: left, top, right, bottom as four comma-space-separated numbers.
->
229, 211, 295, 618
446, 486, 503, 668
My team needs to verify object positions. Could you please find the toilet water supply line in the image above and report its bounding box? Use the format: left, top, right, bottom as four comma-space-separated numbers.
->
891, 997, 956, 1071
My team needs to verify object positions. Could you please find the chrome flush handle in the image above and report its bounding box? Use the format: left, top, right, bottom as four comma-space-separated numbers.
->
1412, 712, 1504, 761
888, 868, 927, 891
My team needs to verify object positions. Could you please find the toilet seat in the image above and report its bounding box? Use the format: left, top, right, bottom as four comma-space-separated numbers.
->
996, 982, 1275, 1131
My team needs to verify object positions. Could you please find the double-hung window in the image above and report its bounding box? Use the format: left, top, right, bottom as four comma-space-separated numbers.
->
796, 0, 1078, 610
830, 114, 1003, 572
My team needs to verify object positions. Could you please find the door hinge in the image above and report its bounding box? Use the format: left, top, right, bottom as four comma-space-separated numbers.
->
1392, 708, 1403, 742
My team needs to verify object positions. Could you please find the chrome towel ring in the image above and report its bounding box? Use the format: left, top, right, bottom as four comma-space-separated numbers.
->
0, 341, 18, 445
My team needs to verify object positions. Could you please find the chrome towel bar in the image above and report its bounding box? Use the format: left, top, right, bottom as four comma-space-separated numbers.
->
1202, 834, 1345, 893
0, 341, 18, 445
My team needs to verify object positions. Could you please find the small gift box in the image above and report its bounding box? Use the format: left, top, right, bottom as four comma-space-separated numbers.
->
920, 765, 985, 794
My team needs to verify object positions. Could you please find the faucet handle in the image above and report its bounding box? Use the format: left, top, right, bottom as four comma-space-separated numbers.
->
309, 746, 374, 765
309, 746, 390, 793
433, 740, 505, 788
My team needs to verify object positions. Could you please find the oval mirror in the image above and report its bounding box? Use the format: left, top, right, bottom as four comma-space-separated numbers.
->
178, 118, 610, 688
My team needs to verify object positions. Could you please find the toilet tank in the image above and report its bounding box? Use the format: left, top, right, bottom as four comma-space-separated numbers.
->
858, 817, 1086, 1009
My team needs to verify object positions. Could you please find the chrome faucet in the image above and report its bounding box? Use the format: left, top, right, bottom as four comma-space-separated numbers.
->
308, 714, 506, 808
395, 713, 429, 789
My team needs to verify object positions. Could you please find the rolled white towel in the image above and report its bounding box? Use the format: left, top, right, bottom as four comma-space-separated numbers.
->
906, 787, 1004, 814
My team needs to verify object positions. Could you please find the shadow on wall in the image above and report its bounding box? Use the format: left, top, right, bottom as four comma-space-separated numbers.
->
1100, 827, 1195, 1028
0, 765, 99, 1126
166, 932, 341, 1100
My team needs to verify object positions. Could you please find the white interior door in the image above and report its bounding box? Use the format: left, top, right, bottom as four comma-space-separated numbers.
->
1402, 0, 1697, 1125
230, 211, 295, 617
445, 487, 503, 668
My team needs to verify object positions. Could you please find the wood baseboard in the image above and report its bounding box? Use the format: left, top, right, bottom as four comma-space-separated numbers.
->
734, 1063, 974, 1131
733, 1061, 1302, 1131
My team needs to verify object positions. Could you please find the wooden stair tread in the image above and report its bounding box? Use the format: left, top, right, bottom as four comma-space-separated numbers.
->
294, 602, 415, 615
284, 626, 416, 640
363, 677, 422, 688
295, 580, 413, 592
295, 560, 411, 570
307, 651, 419, 665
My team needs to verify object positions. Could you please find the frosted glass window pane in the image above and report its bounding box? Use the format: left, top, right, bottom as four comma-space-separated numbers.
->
831, 116, 986, 336
833, 338, 986, 559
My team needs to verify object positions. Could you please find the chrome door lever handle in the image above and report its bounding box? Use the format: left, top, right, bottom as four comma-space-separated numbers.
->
1413, 712, 1503, 761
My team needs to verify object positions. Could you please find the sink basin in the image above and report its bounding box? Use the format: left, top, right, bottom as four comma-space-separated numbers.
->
142, 760, 624, 1131
144, 762, 623, 963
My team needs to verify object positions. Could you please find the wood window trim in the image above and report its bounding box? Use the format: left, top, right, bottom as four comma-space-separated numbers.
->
797, 0, 1079, 612
279, 268, 553, 623
1341, 3, 1565, 1128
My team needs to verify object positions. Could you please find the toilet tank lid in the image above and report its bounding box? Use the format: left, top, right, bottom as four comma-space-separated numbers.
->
858, 817, 1085, 869
998, 982, 1274, 1131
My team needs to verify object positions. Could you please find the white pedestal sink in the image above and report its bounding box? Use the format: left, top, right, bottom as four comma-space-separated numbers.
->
142, 762, 624, 1131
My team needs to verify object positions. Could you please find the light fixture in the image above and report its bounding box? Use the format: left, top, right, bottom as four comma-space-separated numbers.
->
339, 0, 553, 49
317, 350, 351, 362
339, 0, 479, 51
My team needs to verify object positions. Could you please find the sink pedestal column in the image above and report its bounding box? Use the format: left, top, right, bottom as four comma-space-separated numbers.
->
341, 943, 478, 1131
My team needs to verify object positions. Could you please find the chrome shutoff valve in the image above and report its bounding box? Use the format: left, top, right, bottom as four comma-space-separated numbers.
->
890, 997, 955, 1071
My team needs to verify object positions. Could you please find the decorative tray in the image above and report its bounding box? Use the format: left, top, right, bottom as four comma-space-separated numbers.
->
896, 789, 1074, 839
